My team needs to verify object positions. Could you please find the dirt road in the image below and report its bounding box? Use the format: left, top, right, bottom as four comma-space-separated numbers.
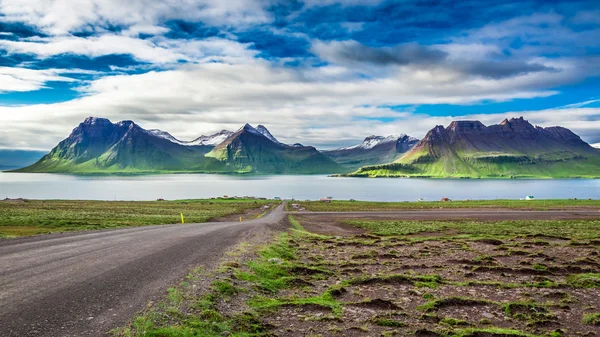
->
0, 204, 286, 337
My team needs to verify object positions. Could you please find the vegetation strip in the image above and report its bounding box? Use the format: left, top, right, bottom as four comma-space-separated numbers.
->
0, 199, 274, 238
296, 199, 600, 212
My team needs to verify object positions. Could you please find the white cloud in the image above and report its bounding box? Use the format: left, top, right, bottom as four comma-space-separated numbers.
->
0, 34, 256, 64
0, 66, 89, 93
0, 0, 274, 35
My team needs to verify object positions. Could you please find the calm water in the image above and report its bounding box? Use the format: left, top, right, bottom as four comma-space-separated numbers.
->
1, 172, 599, 201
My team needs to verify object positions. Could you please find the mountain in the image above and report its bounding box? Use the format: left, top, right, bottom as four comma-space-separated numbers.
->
15, 117, 226, 173
15, 118, 341, 174
347, 117, 600, 178
323, 134, 419, 170
0, 149, 47, 170
206, 124, 342, 174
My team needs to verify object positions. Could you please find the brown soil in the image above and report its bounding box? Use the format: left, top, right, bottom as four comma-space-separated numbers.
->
257, 220, 600, 336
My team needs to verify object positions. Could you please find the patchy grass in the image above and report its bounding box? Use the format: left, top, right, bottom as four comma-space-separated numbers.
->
583, 312, 600, 325
345, 219, 600, 240
298, 199, 600, 212
0, 199, 274, 238
567, 273, 600, 288
417, 297, 492, 312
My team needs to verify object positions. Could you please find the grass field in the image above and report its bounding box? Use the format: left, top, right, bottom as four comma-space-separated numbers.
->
296, 199, 600, 212
345, 219, 600, 240
114, 215, 600, 337
0, 199, 274, 238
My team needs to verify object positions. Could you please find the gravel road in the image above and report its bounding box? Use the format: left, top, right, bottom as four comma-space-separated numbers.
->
0, 204, 286, 337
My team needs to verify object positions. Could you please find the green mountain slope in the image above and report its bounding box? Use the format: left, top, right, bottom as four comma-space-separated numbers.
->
16, 118, 227, 173
206, 124, 342, 174
347, 117, 600, 179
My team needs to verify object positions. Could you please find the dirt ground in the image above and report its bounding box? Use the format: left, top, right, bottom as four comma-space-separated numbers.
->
115, 209, 600, 337
258, 224, 600, 336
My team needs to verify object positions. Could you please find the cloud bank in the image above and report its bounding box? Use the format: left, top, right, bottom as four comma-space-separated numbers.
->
0, 0, 599, 150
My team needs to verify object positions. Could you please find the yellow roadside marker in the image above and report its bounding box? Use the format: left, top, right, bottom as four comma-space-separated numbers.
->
240, 216, 242, 222
180, 213, 185, 224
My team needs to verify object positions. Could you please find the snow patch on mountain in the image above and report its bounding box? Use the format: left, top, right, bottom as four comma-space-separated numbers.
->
592, 143, 600, 149
238, 124, 285, 145
256, 125, 282, 144
149, 129, 233, 146
148, 129, 181, 143
191, 130, 234, 146
338, 134, 415, 150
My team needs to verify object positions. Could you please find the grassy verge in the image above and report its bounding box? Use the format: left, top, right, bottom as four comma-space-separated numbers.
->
0, 199, 274, 238
113, 215, 600, 336
345, 219, 600, 240
296, 199, 600, 212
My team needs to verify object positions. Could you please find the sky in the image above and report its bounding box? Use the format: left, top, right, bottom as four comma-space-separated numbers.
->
0, 0, 599, 151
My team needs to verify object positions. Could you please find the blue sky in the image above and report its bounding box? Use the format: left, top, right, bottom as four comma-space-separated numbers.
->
0, 0, 599, 150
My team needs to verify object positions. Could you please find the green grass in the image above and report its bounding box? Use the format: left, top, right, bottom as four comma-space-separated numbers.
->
567, 273, 600, 288
448, 327, 543, 337
298, 199, 600, 212
583, 312, 600, 325
288, 215, 305, 231
0, 199, 273, 238
344, 219, 600, 240
417, 297, 492, 312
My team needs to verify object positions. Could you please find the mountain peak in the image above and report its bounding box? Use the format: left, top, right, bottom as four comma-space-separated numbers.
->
82, 117, 112, 126
256, 125, 281, 144
500, 116, 534, 127
242, 123, 256, 131
447, 120, 485, 131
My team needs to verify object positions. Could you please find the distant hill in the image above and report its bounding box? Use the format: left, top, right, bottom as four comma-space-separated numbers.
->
323, 134, 419, 170
0, 150, 47, 170
16, 118, 341, 174
347, 117, 600, 178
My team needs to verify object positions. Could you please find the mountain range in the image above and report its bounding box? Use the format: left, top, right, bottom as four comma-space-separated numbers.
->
15, 118, 341, 174
12, 116, 600, 178
347, 117, 600, 178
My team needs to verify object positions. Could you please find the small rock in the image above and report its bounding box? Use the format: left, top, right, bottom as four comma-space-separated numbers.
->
221, 331, 231, 336
482, 312, 494, 319
268, 258, 284, 265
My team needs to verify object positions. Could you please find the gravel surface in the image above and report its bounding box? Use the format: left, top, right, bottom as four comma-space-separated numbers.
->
0, 204, 286, 337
